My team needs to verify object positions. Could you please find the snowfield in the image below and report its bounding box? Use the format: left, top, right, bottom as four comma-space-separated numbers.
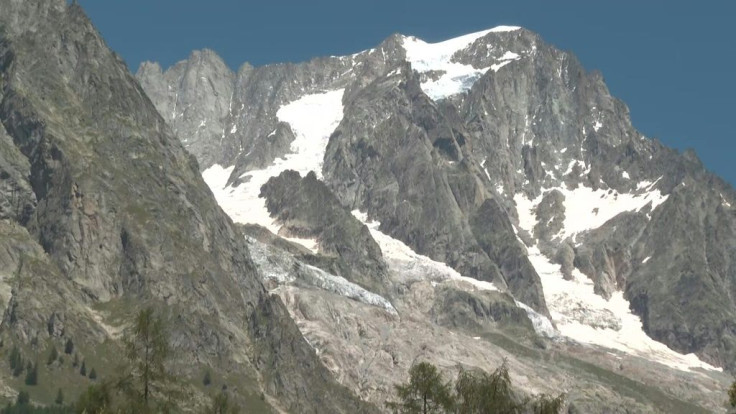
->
351, 210, 554, 337
402, 26, 522, 100
202, 89, 345, 251
515, 187, 721, 372
514, 182, 669, 243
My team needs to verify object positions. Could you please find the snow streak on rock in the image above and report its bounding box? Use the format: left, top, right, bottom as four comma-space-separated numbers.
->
247, 237, 397, 315
352, 210, 557, 338
351, 210, 560, 337
351, 210, 498, 290
202, 89, 345, 251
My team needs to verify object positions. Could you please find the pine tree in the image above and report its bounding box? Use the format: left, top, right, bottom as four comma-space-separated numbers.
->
729, 380, 736, 408
47, 345, 59, 365
530, 394, 565, 414
72, 353, 79, 368
16, 390, 29, 405
123, 307, 172, 410
455, 361, 523, 414
203, 370, 212, 386
206, 390, 240, 414
24, 361, 38, 385
387, 362, 455, 413
76, 383, 112, 414
64, 338, 74, 354
80, 360, 87, 376
55, 388, 64, 405
89, 367, 97, 380
8, 345, 23, 377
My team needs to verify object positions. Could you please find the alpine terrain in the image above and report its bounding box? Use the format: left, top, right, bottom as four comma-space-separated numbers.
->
0, 0, 373, 412
138, 21, 736, 413
0, 0, 733, 412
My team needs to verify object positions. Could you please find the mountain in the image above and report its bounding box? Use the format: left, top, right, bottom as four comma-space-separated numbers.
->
138, 24, 736, 412
0, 1, 377, 411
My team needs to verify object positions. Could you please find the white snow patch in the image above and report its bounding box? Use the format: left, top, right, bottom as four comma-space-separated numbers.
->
202, 89, 345, 238
496, 184, 505, 196
350, 210, 555, 337
284, 237, 320, 254
351, 210, 499, 293
267, 129, 277, 138
637, 176, 663, 191
514, 184, 669, 240
526, 245, 720, 373
642, 256, 652, 264
515, 184, 719, 372
490, 60, 513, 72
593, 121, 603, 132
402, 26, 521, 100
480, 158, 491, 181
514, 300, 557, 338
499, 51, 521, 60
722, 193, 732, 208
562, 160, 579, 176
248, 237, 396, 314
230, 124, 238, 134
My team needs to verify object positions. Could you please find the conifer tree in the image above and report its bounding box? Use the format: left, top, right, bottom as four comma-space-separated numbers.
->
24, 361, 38, 385
47, 345, 59, 365
387, 362, 454, 413
120, 307, 173, 412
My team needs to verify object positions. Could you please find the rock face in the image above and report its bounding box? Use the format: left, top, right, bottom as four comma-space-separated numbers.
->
0, 1, 375, 411
260, 170, 389, 296
139, 23, 736, 378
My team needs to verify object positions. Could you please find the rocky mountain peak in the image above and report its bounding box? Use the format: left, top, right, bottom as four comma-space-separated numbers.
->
131, 20, 736, 411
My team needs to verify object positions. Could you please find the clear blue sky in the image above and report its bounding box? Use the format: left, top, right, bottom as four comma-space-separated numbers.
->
77, 0, 735, 186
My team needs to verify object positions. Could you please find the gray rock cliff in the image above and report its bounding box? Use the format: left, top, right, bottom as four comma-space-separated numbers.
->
0, 1, 376, 411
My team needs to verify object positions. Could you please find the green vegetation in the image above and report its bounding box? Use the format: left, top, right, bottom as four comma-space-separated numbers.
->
388, 361, 564, 414
46, 347, 58, 366
204, 390, 240, 414
729, 380, 736, 408
24, 362, 38, 386
2, 308, 202, 413
455, 363, 522, 413
530, 394, 565, 414
75, 382, 112, 414
1, 391, 73, 414
387, 362, 455, 413
120, 306, 172, 412
9, 346, 24, 377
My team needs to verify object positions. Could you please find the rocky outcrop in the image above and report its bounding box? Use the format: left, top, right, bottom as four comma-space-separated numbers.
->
260, 170, 388, 295
0, 1, 375, 411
